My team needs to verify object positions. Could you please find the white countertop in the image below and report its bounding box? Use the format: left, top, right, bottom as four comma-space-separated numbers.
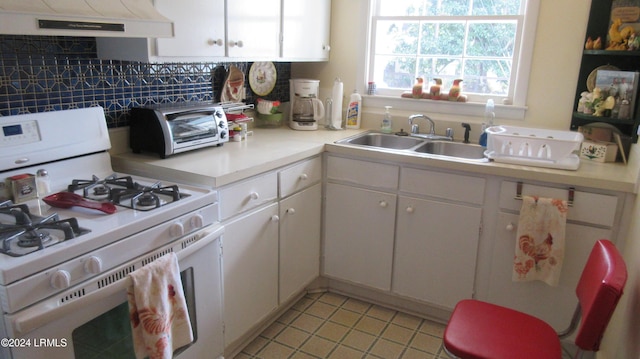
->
111, 127, 640, 193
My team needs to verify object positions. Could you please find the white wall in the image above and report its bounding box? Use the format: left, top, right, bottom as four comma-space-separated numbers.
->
293, 1, 640, 358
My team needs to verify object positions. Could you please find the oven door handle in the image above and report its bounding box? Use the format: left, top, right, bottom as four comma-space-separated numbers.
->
12, 225, 224, 337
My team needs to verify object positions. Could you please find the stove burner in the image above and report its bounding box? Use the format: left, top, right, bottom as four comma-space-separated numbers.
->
68, 174, 135, 200
136, 193, 160, 207
0, 202, 90, 257
111, 182, 186, 211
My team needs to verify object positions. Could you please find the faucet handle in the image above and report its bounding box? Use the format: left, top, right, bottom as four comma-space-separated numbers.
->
445, 127, 454, 139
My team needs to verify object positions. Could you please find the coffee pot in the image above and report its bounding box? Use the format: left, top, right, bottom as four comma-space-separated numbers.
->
290, 79, 324, 130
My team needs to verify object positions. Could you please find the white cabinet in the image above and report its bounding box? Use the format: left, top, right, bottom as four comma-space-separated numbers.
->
282, 0, 332, 61
479, 181, 620, 331
97, 0, 331, 61
279, 183, 321, 302
222, 202, 279, 346
324, 182, 397, 290
226, 0, 281, 59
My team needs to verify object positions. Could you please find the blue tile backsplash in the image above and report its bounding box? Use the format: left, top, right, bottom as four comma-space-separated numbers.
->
0, 35, 291, 128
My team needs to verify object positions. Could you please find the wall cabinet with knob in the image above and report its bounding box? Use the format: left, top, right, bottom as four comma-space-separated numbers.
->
96, 0, 331, 62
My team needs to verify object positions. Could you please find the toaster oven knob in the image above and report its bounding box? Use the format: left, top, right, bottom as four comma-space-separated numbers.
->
215, 110, 224, 119
50, 270, 71, 289
170, 222, 185, 237
190, 214, 204, 229
84, 256, 103, 274
220, 131, 227, 139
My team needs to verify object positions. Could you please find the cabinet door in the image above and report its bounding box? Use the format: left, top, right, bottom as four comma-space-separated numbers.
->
393, 196, 482, 309
481, 212, 612, 332
279, 184, 321, 303
223, 203, 279, 346
154, 0, 225, 57
226, 0, 281, 58
282, 0, 331, 60
324, 183, 396, 291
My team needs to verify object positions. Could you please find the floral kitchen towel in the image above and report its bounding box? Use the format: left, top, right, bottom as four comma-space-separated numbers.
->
127, 252, 193, 359
513, 195, 568, 286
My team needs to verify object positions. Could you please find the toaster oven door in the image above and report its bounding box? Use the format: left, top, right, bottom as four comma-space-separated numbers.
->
168, 112, 219, 144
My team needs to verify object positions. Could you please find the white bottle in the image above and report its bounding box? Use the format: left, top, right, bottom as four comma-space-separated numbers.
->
345, 89, 362, 129
381, 106, 393, 133
330, 78, 343, 130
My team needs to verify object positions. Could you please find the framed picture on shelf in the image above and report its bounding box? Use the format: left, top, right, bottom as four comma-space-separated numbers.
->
594, 69, 639, 120
609, 0, 640, 50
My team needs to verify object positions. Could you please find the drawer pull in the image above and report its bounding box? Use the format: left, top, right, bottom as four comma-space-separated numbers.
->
506, 223, 515, 231
286, 208, 296, 215
379, 200, 388, 208
271, 215, 280, 222
406, 206, 414, 214
299, 173, 309, 181
250, 192, 260, 200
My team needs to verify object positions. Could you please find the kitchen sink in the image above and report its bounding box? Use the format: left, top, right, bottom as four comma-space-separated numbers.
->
414, 141, 487, 160
336, 131, 488, 161
338, 132, 423, 149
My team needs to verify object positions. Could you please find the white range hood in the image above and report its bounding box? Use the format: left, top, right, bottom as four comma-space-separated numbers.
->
0, 0, 174, 38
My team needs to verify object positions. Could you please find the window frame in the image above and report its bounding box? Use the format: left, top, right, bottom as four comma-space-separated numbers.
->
360, 0, 540, 120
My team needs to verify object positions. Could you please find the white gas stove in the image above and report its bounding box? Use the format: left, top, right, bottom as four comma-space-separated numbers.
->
0, 107, 223, 359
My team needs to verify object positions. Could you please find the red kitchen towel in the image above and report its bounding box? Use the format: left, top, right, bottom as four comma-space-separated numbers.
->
512, 195, 568, 286
127, 252, 193, 359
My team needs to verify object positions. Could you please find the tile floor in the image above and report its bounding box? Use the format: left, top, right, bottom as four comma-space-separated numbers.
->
235, 291, 581, 359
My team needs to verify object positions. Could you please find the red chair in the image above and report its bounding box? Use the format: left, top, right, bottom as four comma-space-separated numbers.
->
443, 239, 627, 359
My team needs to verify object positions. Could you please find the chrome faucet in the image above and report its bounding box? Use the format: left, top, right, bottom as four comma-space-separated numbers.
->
408, 114, 453, 141
409, 114, 435, 135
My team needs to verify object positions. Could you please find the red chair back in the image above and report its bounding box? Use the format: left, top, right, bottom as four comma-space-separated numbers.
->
574, 239, 627, 351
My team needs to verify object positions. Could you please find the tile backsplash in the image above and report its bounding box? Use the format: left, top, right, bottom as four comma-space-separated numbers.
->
0, 35, 291, 128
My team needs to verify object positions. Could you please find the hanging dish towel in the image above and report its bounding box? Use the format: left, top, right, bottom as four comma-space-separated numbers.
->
512, 195, 569, 286
127, 252, 193, 359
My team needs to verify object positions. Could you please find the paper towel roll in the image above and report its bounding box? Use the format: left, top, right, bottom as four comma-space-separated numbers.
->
331, 78, 343, 130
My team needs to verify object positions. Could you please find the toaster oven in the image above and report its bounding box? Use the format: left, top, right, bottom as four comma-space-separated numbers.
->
130, 102, 229, 158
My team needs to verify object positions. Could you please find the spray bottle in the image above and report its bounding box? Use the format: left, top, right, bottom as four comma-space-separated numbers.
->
381, 106, 393, 133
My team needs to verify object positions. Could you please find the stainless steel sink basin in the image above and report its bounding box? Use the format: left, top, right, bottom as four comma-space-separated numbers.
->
414, 141, 487, 159
338, 132, 423, 149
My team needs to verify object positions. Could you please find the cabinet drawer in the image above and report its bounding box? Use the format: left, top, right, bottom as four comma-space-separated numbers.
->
327, 156, 399, 190
498, 181, 618, 227
279, 157, 322, 198
220, 172, 278, 220
400, 167, 486, 205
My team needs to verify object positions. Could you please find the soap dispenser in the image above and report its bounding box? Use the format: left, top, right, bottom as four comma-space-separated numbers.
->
381, 106, 393, 133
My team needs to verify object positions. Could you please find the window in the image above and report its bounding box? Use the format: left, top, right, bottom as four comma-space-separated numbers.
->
367, 0, 539, 113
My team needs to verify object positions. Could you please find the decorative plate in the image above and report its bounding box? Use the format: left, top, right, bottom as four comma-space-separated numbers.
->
587, 65, 619, 92
249, 62, 277, 96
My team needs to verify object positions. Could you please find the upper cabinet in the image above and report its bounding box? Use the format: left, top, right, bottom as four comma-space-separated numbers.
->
96, 0, 331, 62
571, 0, 640, 143
281, 0, 331, 61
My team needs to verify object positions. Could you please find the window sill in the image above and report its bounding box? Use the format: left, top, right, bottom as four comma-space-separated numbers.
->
362, 95, 527, 121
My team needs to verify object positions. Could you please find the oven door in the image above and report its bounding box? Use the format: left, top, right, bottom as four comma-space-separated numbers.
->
167, 111, 220, 153
1, 224, 224, 359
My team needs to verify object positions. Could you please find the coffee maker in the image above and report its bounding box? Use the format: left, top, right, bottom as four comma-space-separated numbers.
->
290, 79, 324, 130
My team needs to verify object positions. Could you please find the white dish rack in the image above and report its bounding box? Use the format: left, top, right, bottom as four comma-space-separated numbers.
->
485, 125, 584, 170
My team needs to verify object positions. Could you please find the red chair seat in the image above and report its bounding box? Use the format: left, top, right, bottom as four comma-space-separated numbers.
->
444, 299, 562, 359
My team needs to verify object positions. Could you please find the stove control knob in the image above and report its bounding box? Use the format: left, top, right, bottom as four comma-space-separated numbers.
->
190, 214, 204, 229
170, 222, 185, 237
84, 256, 103, 275
50, 270, 71, 289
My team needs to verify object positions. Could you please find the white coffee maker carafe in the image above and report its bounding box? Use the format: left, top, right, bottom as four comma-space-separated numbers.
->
290, 79, 324, 130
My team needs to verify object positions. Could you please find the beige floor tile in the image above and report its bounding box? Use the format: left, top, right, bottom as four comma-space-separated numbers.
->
261, 321, 286, 339
290, 351, 317, 359
342, 297, 372, 314
291, 313, 325, 333
342, 329, 376, 352
318, 292, 349, 306
306, 301, 338, 319
355, 315, 387, 336
300, 336, 337, 358
240, 335, 269, 355
382, 323, 415, 345
292, 296, 315, 312
418, 320, 446, 337
410, 332, 444, 355
367, 304, 396, 321
369, 338, 405, 359
315, 321, 350, 342
277, 308, 302, 325
275, 326, 310, 348
256, 341, 295, 359
233, 353, 253, 359
392, 312, 423, 331
401, 347, 436, 359
330, 308, 362, 327
329, 344, 365, 359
